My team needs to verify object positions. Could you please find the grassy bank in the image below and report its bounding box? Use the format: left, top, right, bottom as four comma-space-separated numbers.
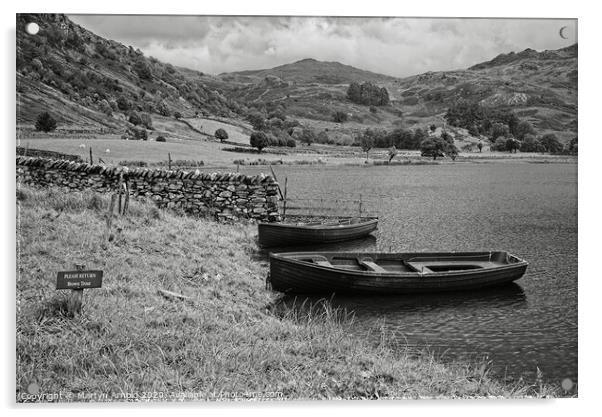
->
16, 186, 560, 401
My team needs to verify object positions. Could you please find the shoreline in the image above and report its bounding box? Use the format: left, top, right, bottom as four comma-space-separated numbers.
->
15, 186, 567, 401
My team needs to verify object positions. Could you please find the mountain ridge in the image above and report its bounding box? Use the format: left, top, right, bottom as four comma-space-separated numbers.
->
16, 13, 577, 143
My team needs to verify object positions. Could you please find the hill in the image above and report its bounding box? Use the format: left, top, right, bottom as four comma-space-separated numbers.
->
215, 45, 577, 143
16, 14, 246, 136
16, 14, 577, 146
222, 58, 397, 85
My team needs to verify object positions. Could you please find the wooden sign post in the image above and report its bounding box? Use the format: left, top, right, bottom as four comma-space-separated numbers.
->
56, 264, 103, 316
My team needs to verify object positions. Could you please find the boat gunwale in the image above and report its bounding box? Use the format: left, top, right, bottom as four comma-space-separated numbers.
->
269, 251, 528, 278
258, 217, 378, 231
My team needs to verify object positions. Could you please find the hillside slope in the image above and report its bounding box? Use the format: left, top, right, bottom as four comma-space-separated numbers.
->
16, 14, 577, 144
16, 13, 246, 135
214, 45, 577, 142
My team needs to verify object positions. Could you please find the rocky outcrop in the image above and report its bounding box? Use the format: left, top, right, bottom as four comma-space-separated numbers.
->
16, 156, 281, 222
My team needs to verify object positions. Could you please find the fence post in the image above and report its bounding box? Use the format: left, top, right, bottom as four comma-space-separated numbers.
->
359, 194, 363, 218
283, 177, 288, 221
168, 152, 172, 170
117, 173, 123, 214
89, 147, 93, 165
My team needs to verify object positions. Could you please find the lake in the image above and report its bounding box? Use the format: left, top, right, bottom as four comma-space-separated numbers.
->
244, 161, 578, 386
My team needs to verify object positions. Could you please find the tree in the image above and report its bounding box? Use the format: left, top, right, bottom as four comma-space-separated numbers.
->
128, 112, 142, 126
514, 120, 536, 141
490, 122, 509, 142
157, 101, 170, 117
388, 146, 398, 163
133, 59, 152, 80
140, 113, 153, 130
300, 128, 316, 146
420, 133, 459, 160
250, 131, 269, 153
332, 111, 348, 123
215, 128, 229, 142
317, 130, 329, 144
359, 131, 375, 162
35, 112, 57, 132
420, 138, 446, 160
540, 133, 563, 154
117, 96, 131, 111
520, 134, 544, 153
566, 137, 578, 154
346, 82, 390, 106
98, 99, 112, 116
506, 137, 521, 153
246, 111, 266, 131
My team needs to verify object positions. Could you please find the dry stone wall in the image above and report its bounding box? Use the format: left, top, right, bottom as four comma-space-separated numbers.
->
16, 156, 281, 222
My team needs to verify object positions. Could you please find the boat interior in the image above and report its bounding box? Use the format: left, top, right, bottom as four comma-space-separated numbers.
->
301, 254, 504, 274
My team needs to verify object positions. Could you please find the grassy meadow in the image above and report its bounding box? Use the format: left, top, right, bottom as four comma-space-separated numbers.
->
15, 186, 562, 401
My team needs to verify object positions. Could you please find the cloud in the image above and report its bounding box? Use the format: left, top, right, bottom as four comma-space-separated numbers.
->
69, 15, 577, 77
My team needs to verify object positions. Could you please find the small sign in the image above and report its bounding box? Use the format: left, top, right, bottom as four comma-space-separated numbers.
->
56, 270, 103, 290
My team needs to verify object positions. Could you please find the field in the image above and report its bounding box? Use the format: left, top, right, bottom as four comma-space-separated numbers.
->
18, 132, 576, 170
16, 186, 561, 401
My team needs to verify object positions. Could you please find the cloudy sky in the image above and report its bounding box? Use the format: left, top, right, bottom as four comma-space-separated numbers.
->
69, 15, 577, 77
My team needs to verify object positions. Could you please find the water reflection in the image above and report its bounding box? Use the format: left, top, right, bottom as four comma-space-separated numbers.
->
277, 283, 527, 319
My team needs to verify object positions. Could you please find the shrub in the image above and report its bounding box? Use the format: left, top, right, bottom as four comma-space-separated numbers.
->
133, 59, 152, 80
140, 113, 153, 129
98, 99, 112, 116
156, 136, 166, 142
317, 131, 329, 144
250, 131, 269, 153
117, 96, 131, 111
157, 101, 170, 117
125, 126, 148, 140
215, 128, 229, 142
128, 112, 142, 126
35, 112, 57, 132
286, 138, 297, 148
268, 110, 286, 121
332, 111, 348, 123
540, 133, 563, 154
174, 111, 182, 120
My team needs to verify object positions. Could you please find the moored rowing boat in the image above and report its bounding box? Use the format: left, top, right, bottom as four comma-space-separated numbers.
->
269, 251, 528, 294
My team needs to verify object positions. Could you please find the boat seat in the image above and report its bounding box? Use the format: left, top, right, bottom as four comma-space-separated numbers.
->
358, 257, 388, 273
404, 262, 434, 274
310, 256, 332, 267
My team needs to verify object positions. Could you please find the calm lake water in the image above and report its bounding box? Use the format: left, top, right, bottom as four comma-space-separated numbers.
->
243, 161, 578, 386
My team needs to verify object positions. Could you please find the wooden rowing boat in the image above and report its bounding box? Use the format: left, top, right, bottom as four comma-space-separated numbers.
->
257, 217, 378, 248
268, 251, 528, 294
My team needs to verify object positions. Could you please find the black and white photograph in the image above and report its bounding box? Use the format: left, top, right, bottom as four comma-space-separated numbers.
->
10, 2, 588, 407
